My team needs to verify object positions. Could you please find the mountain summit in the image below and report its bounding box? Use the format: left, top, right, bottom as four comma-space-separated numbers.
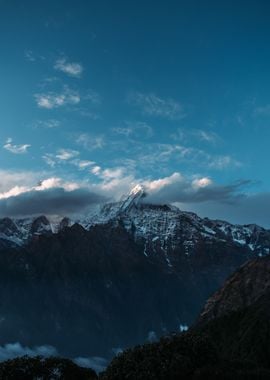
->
0, 189, 270, 262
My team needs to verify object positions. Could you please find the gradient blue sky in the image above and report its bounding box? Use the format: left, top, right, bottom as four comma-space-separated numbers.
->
1, 0, 270, 225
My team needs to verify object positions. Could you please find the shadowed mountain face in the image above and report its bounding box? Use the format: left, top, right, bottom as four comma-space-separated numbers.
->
198, 255, 270, 324
101, 257, 270, 379
0, 219, 256, 358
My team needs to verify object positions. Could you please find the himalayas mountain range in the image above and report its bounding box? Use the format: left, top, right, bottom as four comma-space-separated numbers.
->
0, 185, 269, 361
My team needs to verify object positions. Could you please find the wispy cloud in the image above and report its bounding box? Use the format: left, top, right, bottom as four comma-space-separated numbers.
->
128, 92, 186, 120
125, 141, 241, 172
34, 119, 61, 129
208, 155, 241, 170
72, 159, 95, 170
24, 50, 45, 62
35, 86, 80, 109
254, 104, 270, 117
24, 50, 36, 62
3, 138, 31, 154
54, 57, 83, 78
112, 121, 153, 138
171, 128, 220, 144
43, 149, 80, 167
42, 153, 57, 167
76, 133, 105, 150
55, 149, 79, 160
195, 129, 219, 144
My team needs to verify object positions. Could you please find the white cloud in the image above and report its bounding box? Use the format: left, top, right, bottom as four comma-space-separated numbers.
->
144, 172, 183, 192
55, 149, 79, 161
54, 57, 83, 78
101, 167, 125, 180
3, 138, 31, 154
72, 159, 95, 169
129, 92, 186, 120
43, 149, 81, 167
37, 177, 79, 192
91, 166, 102, 175
35, 86, 80, 109
0, 177, 80, 200
192, 177, 213, 189
0, 170, 41, 194
0, 186, 29, 200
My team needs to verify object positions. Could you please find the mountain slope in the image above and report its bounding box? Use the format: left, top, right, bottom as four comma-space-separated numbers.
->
0, 221, 255, 359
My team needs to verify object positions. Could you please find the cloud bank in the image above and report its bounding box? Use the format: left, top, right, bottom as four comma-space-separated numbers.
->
0, 177, 107, 217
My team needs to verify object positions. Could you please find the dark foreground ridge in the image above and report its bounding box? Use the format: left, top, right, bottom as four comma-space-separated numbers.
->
99, 256, 270, 379
1, 256, 270, 379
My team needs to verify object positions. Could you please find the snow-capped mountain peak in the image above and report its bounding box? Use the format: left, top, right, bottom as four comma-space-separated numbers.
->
129, 184, 145, 197
0, 188, 270, 262
119, 184, 146, 213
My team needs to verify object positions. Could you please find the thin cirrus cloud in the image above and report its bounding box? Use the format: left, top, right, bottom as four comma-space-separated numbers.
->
54, 57, 83, 78
34, 119, 61, 129
34, 86, 80, 109
43, 149, 80, 167
3, 138, 31, 154
112, 121, 153, 139
128, 91, 186, 120
128, 142, 240, 171
171, 128, 220, 145
76, 133, 106, 151
194, 129, 220, 144
253, 104, 270, 117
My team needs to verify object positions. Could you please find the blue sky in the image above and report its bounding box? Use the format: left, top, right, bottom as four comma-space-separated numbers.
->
1, 0, 270, 225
